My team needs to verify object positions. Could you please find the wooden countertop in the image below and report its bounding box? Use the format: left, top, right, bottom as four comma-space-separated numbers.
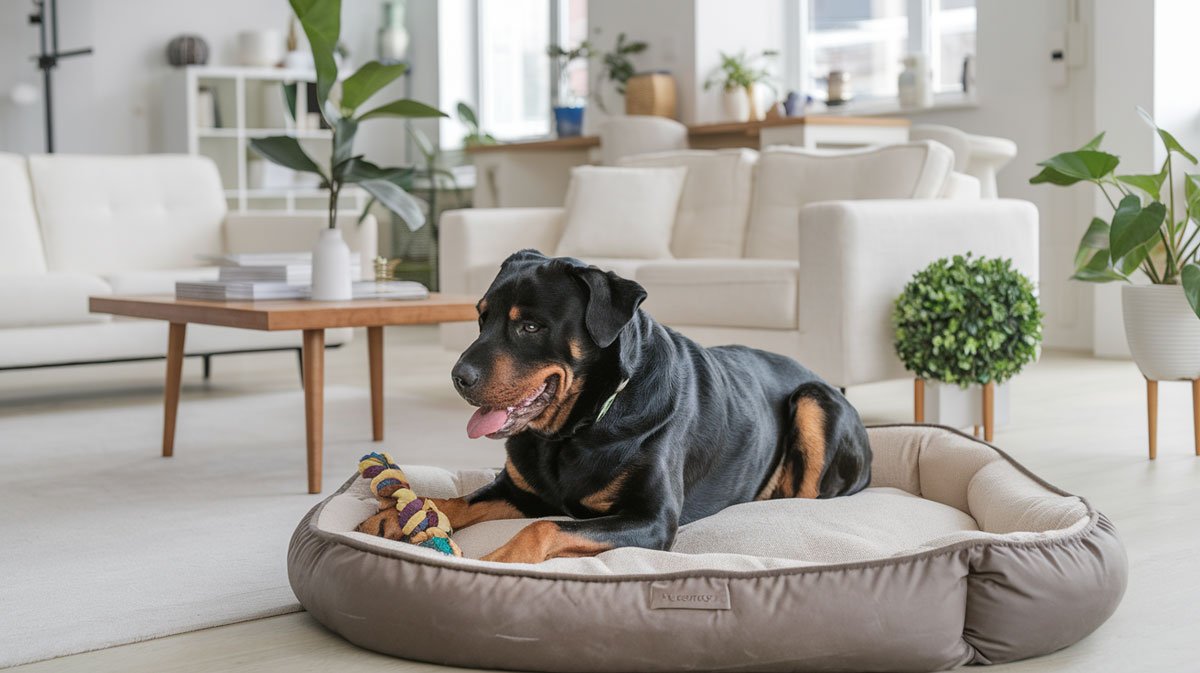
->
467, 115, 910, 154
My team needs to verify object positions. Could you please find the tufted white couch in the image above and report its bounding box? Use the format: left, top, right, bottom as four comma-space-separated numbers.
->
439, 141, 1038, 390
0, 153, 376, 373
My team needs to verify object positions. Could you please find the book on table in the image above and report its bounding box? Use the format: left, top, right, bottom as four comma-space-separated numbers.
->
175, 280, 429, 301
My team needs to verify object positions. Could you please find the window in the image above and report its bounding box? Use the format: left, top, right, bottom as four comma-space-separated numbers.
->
806, 0, 910, 101
931, 0, 976, 92
475, 0, 587, 140
795, 0, 975, 103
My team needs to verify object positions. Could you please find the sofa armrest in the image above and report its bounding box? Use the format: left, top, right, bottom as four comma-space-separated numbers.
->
438, 208, 565, 295
223, 212, 379, 279
796, 199, 1039, 388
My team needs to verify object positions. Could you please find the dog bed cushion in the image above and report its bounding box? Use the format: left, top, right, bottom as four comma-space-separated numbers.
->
289, 425, 1127, 672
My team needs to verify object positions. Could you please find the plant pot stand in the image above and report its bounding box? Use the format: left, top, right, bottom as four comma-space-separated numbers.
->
1142, 377, 1200, 460
914, 378, 999, 442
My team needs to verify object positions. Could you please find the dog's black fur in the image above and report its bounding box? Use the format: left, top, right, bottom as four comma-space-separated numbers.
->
445, 250, 872, 562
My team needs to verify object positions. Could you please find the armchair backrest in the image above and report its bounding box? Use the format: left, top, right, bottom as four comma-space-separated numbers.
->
743, 141, 955, 259
599, 116, 689, 166
27, 154, 227, 273
0, 153, 47, 274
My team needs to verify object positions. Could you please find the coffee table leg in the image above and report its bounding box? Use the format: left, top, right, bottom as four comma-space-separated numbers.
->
368, 326, 384, 441
303, 329, 325, 494
163, 322, 187, 458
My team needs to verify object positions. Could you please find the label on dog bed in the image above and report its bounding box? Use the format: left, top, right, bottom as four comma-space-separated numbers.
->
648, 579, 731, 610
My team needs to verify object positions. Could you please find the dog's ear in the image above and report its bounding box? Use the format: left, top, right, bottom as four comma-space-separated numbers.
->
570, 266, 647, 348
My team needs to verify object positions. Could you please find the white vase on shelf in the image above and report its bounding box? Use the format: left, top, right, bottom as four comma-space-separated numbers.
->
723, 87, 750, 122
311, 229, 353, 301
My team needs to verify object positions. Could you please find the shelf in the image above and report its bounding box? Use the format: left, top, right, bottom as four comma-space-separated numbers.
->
198, 128, 332, 139
189, 65, 319, 82
225, 187, 365, 199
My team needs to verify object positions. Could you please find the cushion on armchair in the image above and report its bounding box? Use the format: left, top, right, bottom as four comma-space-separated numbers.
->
555, 166, 687, 260
620, 149, 758, 259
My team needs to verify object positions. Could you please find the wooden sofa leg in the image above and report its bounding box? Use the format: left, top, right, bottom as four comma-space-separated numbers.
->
914, 379, 925, 423
1147, 378, 1158, 460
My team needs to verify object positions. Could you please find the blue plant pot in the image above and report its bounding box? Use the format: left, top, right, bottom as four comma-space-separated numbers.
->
553, 106, 585, 137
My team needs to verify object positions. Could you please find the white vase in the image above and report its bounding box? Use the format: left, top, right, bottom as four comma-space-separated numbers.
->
722, 88, 751, 122
1121, 284, 1200, 380
238, 30, 283, 67
922, 381, 1011, 429
311, 229, 353, 301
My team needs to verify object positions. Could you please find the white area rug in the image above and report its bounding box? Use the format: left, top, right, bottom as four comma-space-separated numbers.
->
0, 379, 493, 668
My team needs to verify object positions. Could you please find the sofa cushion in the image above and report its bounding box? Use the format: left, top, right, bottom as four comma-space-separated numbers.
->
555, 166, 686, 260
744, 141, 955, 260
28, 154, 227, 274
636, 259, 798, 329
0, 153, 47, 275
103, 267, 221, 296
0, 273, 112, 328
620, 149, 757, 259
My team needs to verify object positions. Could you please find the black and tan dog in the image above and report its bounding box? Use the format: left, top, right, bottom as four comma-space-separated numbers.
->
359, 250, 872, 563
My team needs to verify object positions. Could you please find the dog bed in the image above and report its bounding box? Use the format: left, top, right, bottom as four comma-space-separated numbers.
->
288, 425, 1127, 673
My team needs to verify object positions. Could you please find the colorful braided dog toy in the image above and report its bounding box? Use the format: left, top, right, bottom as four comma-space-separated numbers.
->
356, 452, 462, 557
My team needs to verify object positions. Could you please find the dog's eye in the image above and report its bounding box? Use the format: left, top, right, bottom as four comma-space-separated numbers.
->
520, 321, 541, 334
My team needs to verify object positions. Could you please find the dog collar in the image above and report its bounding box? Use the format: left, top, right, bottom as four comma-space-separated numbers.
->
594, 379, 629, 423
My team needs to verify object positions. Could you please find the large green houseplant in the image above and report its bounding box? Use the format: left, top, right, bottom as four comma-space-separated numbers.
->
250, 0, 446, 300
1031, 109, 1200, 384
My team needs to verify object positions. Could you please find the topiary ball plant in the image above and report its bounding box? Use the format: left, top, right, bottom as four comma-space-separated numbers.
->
893, 254, 1044, 387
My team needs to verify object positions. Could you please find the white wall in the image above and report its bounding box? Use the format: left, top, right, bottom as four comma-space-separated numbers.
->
0, 0, 393, 160
586, 0, 695, 128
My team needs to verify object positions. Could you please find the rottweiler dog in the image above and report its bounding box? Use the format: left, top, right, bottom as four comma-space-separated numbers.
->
359, 250, 872, 563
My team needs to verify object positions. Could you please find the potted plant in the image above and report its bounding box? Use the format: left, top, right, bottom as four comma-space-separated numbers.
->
546, 40, 592, 137
591, 32, 648, 114
250, 0, 446, 301
1030, 111, 1200, 384
893, 255, 1043, 440
704, 50, 776, 122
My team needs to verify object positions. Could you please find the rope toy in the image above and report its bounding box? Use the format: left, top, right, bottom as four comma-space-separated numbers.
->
356, 452, 462, 557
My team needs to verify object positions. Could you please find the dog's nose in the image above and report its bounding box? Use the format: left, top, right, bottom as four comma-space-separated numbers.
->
451, 361, 481, 392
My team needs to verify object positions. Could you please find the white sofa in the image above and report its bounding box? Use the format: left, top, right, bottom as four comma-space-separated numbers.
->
0, 153, 376, 372
439, 141, 1038, 390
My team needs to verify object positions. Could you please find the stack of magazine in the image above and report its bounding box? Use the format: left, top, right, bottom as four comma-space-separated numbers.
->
175, 253, 428, 301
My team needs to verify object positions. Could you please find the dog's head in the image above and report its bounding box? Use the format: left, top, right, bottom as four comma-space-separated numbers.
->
452, 250, 646, 440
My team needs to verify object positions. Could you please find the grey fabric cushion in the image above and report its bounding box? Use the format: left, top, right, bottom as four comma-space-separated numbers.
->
288, 425, 1127, 672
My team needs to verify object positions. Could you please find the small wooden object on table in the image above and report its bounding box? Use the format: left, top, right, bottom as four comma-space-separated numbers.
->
89, 294, 478, 493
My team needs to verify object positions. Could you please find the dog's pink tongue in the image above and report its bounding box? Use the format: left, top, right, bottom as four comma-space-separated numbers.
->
467, 407, 509, 439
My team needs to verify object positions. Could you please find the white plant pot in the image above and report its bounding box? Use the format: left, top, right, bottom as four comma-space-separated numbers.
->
722, 88, 751, 123
923, 381, 1011, 429
311, 229, 353, 301
1121, 284, 1200, 380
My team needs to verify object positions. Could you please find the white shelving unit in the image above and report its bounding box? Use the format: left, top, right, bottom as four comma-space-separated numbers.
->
163, 65, 366, 215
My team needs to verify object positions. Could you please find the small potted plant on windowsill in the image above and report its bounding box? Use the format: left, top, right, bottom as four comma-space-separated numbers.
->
547, 40, 592, 137
704, 50, 777, 123
1030, 109, 1200, 457
893, 254, 1043, 441
250, 0, 446, 301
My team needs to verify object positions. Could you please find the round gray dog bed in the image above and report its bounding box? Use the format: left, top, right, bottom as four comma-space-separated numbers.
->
288, 425, 1127, 673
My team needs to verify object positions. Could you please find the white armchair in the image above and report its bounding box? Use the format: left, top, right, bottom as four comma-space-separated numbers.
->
439, 142, 1038, 390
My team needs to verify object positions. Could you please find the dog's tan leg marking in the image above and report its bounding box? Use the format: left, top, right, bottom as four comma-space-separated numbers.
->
795, 397, 827, 499
481, 521, 612, 564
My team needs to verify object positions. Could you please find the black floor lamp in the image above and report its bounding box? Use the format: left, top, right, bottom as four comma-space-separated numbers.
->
29, 0, 92, 153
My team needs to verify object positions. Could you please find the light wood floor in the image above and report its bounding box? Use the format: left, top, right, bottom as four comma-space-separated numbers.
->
5, 327, 1198, 673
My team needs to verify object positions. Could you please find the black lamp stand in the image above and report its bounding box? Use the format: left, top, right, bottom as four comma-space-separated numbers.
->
29, 0, 92, 153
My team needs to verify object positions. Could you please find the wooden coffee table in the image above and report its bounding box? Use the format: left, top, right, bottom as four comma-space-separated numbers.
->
89, 294, 477, 493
